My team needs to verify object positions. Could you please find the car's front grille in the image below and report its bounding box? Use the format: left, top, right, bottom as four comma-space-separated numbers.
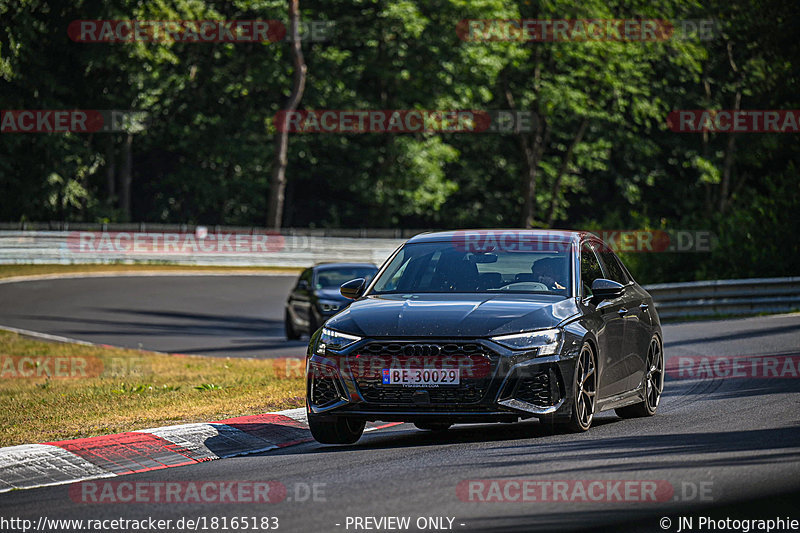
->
357, 381, 488, 404
514, 371, 552, 406
361, 342, 484, 357
504, 367, 562, 408
310, 365, 343, 407
311, 377, 340, 406
351, 341, 498, 405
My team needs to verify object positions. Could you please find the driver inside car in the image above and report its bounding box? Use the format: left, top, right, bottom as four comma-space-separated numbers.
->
432, 251, 479, 291
531, 257, 567, 291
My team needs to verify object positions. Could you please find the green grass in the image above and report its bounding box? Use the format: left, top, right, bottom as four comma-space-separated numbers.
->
0, 331, 305, 446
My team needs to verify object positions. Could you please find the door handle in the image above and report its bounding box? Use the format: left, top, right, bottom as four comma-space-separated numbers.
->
618, 308, 629, 317
640, 303, 649, 311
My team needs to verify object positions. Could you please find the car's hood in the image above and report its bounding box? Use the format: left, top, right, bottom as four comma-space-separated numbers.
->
325, 293, 579, 338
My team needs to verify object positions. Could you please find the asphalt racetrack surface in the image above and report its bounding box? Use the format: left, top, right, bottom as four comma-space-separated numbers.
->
0, 274, 306, 357
1, 274, 799, 531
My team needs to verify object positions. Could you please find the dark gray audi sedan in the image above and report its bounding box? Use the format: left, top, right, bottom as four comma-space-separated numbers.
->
305, 230, 663, 444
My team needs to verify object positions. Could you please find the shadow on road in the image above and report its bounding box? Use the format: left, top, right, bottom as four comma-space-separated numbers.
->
7, 307, 309, 356
470, 425, 800, 475
664, 322, 800, 347
663, 375, 800, 402
259, 416, 623, 456
257, 421, 800, 479
11, 307, 283, 337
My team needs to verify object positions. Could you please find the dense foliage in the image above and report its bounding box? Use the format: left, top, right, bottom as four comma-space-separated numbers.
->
1, 0, 798, 282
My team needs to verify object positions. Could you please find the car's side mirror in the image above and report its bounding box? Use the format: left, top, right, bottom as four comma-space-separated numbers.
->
590, 278, 625, 301
297, 279, 310, 291
340, 278, 366, 299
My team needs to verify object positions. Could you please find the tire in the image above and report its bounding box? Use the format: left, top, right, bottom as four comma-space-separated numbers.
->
307, 311, 319, 337
556, 342, 598, 433
307, 411, 365, 444
615, 335, 664, 419
285, 310, 300, 340
414, 422, 452, 431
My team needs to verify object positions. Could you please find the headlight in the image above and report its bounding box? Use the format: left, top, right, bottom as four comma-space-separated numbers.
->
316, 327, 361, 354
491, 328, 562, 354
318, 300, 342, 313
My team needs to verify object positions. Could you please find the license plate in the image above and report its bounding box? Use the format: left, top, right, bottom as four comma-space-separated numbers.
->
382, 368, 460, 385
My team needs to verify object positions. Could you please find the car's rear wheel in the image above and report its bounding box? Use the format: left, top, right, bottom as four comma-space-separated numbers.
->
557, 342, 597, 433
307, 411, 365, 444
615, 335, 664, 418
414, 422, 452, 431
285, 310, 300, 340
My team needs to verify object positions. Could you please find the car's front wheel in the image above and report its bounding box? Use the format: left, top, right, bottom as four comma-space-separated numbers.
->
285, 310, 300, 340
307, 311, 319, 337
557, 342, 597, 433
307, 411, 365, 444
615, 335, 664, 418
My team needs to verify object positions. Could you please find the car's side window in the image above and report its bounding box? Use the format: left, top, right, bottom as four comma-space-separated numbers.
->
580, 244, 603, 298
297, 268, 312, 290
596, 249, 629, 284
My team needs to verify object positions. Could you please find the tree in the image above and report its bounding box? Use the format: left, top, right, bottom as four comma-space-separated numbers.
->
266, 0, 307, 229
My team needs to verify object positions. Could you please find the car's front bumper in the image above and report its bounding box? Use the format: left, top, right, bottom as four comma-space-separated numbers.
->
306, 335, 583, 423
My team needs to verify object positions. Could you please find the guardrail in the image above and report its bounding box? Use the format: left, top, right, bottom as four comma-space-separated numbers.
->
643, 277, 800, 319
0, 230, 797, 319
0, 230, 404, 268
0, 222, 430, 239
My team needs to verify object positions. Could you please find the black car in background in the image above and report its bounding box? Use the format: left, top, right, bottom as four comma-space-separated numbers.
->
285, 263, 378, 339
305, 230, 663, 444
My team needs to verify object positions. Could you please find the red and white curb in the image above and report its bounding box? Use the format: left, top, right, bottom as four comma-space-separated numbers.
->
0, 408, 398, 493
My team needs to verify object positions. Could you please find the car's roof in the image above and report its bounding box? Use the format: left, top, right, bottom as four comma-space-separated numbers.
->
406, 229, 585, 245
313, 262, 377, 270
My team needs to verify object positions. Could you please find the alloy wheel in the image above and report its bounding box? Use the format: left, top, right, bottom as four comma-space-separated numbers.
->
575, 344, 597, 429
645, 336, 664, 411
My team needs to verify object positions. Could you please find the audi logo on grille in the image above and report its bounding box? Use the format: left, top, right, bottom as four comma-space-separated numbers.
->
403, 344, 442, 357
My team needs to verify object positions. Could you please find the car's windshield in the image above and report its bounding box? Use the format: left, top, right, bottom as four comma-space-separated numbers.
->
371, 242, 572, 296
315, 267, 376, 290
